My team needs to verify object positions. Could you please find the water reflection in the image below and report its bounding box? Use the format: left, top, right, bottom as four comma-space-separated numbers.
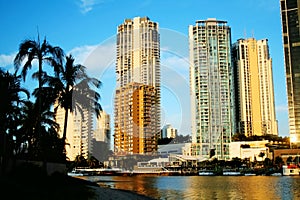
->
84, 176, 300, 200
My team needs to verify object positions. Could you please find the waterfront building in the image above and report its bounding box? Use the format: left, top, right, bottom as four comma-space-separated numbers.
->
229, 140, 270, 162
232, 38, 278, 136
158, 143, 193, 156
280, 0, 300, 147
161, 124, 178, 139
158, 143, 186, 155
189, 18, 233, 159
55, 106, 93, 161
114, 17, 161, 155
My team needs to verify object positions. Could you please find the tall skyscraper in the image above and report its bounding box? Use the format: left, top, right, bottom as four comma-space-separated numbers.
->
55, 106, 93, 161
280, 0, 300, 147
232, 38, 278, 137
93, 111, 111, 161
114, 17, 161, 155
189, 18, 233, 159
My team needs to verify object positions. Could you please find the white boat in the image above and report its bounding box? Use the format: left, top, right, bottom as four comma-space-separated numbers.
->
270, 172, 282, 176
244, 173, 256, 176
223, 170, 242, 176
282, 165, 300, 176
67, 169, 84, 177
199, 171, 215, 176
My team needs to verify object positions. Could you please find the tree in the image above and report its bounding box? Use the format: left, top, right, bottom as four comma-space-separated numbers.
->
44, 55, 102, 154
287, 156, 293, 164
87, 156, 100, 168
258, 152, 265, 159
0, 69, 29, 175
274, 156, 284, 168
14, 37, 64, 144
263, 158, 272, 168
16, 100, 63, 162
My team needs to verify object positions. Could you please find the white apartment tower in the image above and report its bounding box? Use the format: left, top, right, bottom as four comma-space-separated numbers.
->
55, 107, 93, 161
232, 38, 278, 136
114, 17, 161, 155
189, 19, 233, 159
162, 124, 178, 139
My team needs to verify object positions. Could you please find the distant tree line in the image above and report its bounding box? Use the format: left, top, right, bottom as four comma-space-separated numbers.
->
158, 134, 192, 145
232, 134, 290, 143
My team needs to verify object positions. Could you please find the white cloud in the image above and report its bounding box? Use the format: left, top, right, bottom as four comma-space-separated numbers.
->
276, 105, 288, 112
68, 42, 116, 76
68, 45, 97, 64
78, 0, 103, 14
0, 52, 15, 67
161, 54, 189, 77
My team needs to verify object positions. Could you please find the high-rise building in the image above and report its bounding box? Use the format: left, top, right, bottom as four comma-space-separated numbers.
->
161, 124, 178, 139
55, 106, 93, 161
114, 83, 158, 154
94, 111, 111, 143
280, 0, 300, 147
189, 18, 233, 159
92, 111, 111, 161
114, 17, 161, 155
232, 38, 278, 137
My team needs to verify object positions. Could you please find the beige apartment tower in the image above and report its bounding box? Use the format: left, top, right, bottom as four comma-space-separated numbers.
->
232, 38, 278, 136
114, 17, 161, 155
55, 106, 93, 161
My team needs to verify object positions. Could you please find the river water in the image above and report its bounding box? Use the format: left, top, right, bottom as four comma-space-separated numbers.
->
83, 175, 300, 200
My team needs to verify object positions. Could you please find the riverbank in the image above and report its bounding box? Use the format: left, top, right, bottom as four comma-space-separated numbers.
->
87, 184, 155, 200
0, 166, 154, 200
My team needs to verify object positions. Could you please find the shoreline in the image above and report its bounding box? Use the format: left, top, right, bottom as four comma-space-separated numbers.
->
74, 176, 155, 200
87, 184, 155, 200
0, 170, 155, 200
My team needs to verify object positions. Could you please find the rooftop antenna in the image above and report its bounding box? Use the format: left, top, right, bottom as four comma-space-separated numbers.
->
251, 29, 255, 39
37, 26, 40, 44
243, 28, 247, 39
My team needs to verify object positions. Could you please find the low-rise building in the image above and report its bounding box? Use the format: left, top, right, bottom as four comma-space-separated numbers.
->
229, 140, 270, 161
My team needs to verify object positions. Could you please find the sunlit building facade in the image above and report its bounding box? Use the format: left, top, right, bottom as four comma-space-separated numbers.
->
189, 19, 233, 159
280, 0, 300, 147
161, 124, 178, 139
114, 17, 161, 155
114, 83, 158, 154
55, 107, 93, 161
232, 38, 278, 137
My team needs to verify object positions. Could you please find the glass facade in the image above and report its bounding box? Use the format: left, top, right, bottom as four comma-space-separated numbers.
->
280, 0, 300, 146
189, 19, 233, 159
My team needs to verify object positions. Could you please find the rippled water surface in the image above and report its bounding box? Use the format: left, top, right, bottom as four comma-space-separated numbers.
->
84, 175, 300, 200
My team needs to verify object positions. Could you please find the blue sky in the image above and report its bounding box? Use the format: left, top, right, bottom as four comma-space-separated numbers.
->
0, 0, 289, 137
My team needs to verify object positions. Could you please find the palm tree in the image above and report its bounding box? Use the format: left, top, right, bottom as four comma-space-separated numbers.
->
14, 37, 64, 139
14, 36, 64, 86
0, 68, 29, 175
16, 100, 62, 161
44, 55, 102, 154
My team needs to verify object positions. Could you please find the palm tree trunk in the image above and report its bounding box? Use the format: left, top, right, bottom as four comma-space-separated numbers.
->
38, 57, 47, 174
62, 108, 69, 156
